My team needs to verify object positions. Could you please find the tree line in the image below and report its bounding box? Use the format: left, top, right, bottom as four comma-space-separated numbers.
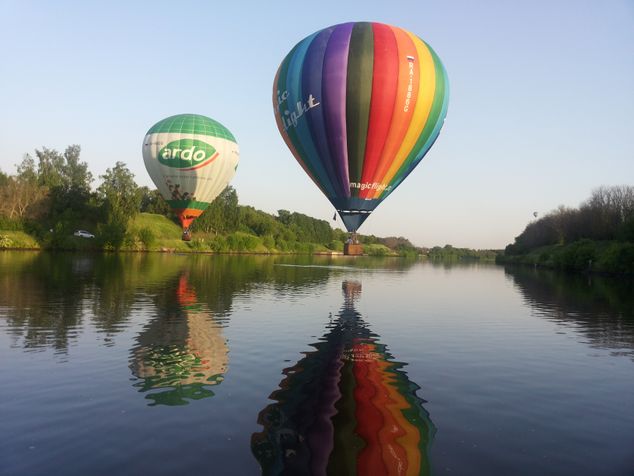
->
506, 186, 634, 254
0, 145, 422, 255
501, 186, 634, 273
0, 146, 145, 249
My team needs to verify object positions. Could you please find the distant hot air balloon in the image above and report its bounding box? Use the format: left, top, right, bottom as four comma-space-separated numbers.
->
273, 22, 449, 235
142, 114, 239, 240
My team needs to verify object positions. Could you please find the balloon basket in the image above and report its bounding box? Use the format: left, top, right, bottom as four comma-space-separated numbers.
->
344, 232, 362, 256
181, 229, 192, 242
344, 243, 363, 256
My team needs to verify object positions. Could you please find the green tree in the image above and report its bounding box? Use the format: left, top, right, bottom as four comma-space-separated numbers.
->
16, 154, 38, 184
61, 145, 92, 196
35, 147, 66, 189
277, 209, 291, 225
34, 145, 92, 193
0, 157, 49, 223
97, 162, 141, 249
139, 186, 171, 216
275, 211, 333, 244
32, 145, 94, 223
193, 186, 239, 234
98, 162, 141, 218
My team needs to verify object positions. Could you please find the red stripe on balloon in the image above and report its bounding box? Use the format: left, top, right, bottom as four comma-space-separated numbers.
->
359, 23, 399, 199
353, 342, 386, 474
179, 152, 220, 171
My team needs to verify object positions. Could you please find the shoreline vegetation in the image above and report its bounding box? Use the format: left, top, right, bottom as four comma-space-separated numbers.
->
0, 212, 498, 260
5, 144, 630, 272
0, 145, 498, 259
496, 186, 634, 275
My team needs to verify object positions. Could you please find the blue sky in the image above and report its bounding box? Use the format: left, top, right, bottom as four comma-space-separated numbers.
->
1, 0, 632, 248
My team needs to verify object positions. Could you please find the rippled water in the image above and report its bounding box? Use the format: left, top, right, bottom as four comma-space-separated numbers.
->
1, 252, 633, 475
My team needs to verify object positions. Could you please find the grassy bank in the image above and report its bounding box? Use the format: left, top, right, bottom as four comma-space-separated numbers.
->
1, 213, 408, 256
0, 231, 41, 250
497, 239, 634, 274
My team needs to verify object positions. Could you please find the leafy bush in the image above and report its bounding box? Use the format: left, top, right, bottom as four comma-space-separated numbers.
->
275, 238, 290, 252
0, 231, 40, 249
46, 222, 77, 250
0, 217, 23, 231
187, 238, 209, 252
97, 219, 126, 251
364, 244, 390, 256
137, 227, 156, 249
226, 232, 261, 252
327, 240, 344, 252
0, 234, 14, 249
123, 232, 143, 251
209, 235, 229, 252
292, 242, 316, 254
398, 248, 418, 257
553, 239, 596, 271
596, 242, 634, 274
262, 235, 275, 251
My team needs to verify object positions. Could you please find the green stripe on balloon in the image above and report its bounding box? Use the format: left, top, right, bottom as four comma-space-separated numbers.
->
345, 22, 374, 194
166, 200, 210, 210
148, 114, 236, 142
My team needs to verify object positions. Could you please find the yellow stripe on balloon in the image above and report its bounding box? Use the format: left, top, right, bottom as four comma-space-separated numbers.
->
369, 32, 436, 199
366, 357, 408, 475
378, 360, 422, 475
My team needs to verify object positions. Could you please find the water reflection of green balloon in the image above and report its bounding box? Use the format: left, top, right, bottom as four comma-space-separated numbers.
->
130, 273, 228, 406
134, 344, 225, 406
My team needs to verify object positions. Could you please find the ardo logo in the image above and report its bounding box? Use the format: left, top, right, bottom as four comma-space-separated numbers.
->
158, 139, 218, 170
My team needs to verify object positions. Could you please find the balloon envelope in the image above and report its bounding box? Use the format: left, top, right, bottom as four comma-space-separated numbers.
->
142, 114, 239, 230
274, 22, 449, 232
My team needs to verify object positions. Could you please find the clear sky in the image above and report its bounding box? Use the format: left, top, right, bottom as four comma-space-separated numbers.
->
1, 0, 632, 248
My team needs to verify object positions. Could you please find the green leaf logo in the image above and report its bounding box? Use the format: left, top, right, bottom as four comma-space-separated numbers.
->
158, 139, 218, 170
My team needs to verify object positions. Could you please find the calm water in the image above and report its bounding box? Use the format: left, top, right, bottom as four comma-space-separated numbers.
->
1, 252, 633, 476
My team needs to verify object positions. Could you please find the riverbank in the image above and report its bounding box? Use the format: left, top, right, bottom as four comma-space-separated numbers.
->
0, 213, 403, 256
496, 239, 634, 274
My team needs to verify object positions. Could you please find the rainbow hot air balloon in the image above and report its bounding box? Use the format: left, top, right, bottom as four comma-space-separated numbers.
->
142, 114, 239, 240
274, 22, 449, 234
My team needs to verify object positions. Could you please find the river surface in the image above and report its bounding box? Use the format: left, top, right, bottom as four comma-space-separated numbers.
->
1, 252, 633, 476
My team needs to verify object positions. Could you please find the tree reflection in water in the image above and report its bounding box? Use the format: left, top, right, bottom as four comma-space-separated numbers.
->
129, 273, 228, 406
252, 280, 434, 476
505, 266, 634, 358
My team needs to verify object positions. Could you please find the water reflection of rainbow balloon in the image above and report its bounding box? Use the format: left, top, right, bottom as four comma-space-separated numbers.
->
252, 280, 434, 474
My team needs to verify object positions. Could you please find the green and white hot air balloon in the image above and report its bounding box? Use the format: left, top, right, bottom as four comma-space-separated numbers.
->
142, 114, 239, 239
